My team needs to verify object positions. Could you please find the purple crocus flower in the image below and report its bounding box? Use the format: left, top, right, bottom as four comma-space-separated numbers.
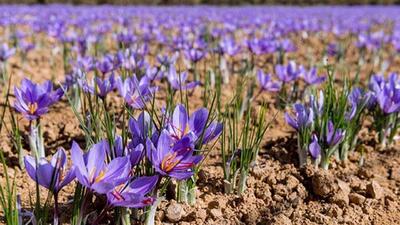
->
117, 76, 155, 109
19, 41, 35, 54
373, 74, 400, 114
345, 88, 372, 120
145, 66, 163, 81
71, 140, 131, 194
376, 86, 400, 114
184, 48, 205, 63
219, 37, 241, 56
116, 32, 137, 47
129, 111, 158, 147
166, 104, 223, 145
96, 55, 114, 75
76, 56, 95, 72
156, 53, 178, 67
0, 43, 16, 62
326, 121, 345, 147
24, 148, 75, 193
309, 134, 321, 159
120, 50, 147, 72
167, 67, 200, 90
310, 91, 324, 116
147, 130, 202, 180
301, 67, 326, 85
246, 37, 265, 55
94, 74, 117, 98
368, 74, 385, 93
14, 79, 63, 121
327, 43, 338, 57
257, 69, 281, 92
106, 175, 158, 208
276, 39, 296, 53
285, 103, 314, 131
275, 61, 302, 83
112, 135, 144, 167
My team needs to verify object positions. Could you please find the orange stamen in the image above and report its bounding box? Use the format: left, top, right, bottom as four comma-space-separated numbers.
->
161, 152, 181, 172
28, 102, 38, 114
95, 170, 106, 183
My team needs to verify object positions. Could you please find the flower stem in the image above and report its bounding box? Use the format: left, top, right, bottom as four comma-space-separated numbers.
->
177, 180, 188, 203
187, 186, 196, 205
223, 180, 233, 194
92, 205, 110, 225
121, 208, 131, 225
297, 139, 307, 167
53, 193, 59, 225
321, 157, 330, 170
238, 169, 248, 194
144, 197, 162, 225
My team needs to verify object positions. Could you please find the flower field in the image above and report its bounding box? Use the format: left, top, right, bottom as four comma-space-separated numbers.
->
0, 5, 400, 225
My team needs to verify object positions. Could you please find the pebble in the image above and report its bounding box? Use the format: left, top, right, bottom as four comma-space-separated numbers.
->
330, 179, 350, 206
252, 166, 265, 179
274, 184, 288, 197
312, 170, 336, 197
390, 166, 400, 182
326, 204, 343, 217
366, 180, 384, 199
296, 184, 308, 199
165, 202, 185, 222
349, 193, 366, 205
196, 208, 207, 220
286, 175, 300, 190
270, 214, 292, 225
266, 174, 277, 185
210, 208, 223, 219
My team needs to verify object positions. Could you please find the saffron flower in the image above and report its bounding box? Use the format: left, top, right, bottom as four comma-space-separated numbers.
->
275, 61, 302, 83
184, 48, 205, 63
96, 54, 115, 75
219, 37, 241, 56
76, 56, 95, 72
157, 53, 178, 67
246, 37, 267, 55
309, 134, 321, 159
71, 140, 131, 194
327, 43, 338, 57
375, 78, 400, 114
166, 104, 223, 144
24, 148, 75, 193
147, 131, 202, 180
94, 74, 117, 98
112, 136, 144, 166
14, 78, 63, 120
257, 69, 281, 92
19, 41, 35, 54
106, 175, 158, 208
368, 74, 385, 94
167, 67, 200, 90
345, 88, 373, 120
0, 43, 15, 62
301, 67, 326, 85
128, 111, 158, 147
310, 91, 324, 116
285, 103, 314, 131
117, 76, 155, 109
326, 121, 345, 147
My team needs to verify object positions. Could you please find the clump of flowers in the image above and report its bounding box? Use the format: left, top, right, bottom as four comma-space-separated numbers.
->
285, 67, 369, 169
368, 73, 400, 148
